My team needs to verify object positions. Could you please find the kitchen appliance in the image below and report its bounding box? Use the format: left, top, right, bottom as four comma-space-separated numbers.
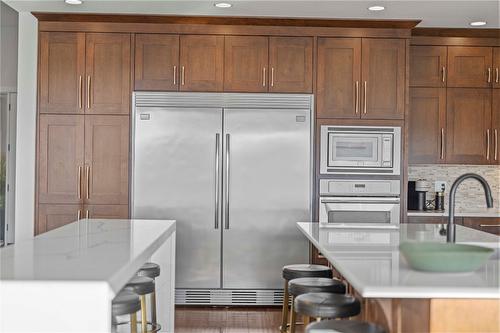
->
408, 179, 431, 211
319, 179, 400, 228
131, 92, 313, 305
320, 125, 401, 175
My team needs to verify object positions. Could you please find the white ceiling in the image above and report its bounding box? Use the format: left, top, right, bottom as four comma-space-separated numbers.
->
2, 0, 500, 28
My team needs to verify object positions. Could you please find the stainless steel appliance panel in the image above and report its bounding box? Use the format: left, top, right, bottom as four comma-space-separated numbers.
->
132, 107, 223, 289
222, 108, 311, 289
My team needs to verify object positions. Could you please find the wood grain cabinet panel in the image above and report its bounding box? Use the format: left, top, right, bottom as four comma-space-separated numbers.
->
446, 88, 492, 164
316, 38, 361, 118
224, 36, 268, 92
135, 34, 179, 91
39, 32, 85, 114
410, 46, 447, 87
447, 47, 493, 88
462, 217, 500, 235
84, 205, 129, 219
494, 47, 500, 89
84, 115, 129, 205
268, 37, 313, 93
37, 204, 82, 234
86, 33, 131, 114
493, 89, 500, 165
38, 115, 85, 204
179, 35, 224, 92
409, 88, 446, 164
361, 39, 406, 119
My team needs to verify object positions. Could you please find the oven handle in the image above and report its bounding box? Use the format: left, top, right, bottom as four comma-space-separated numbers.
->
321, 198, 400, 204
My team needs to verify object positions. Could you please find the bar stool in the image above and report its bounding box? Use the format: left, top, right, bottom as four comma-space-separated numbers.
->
306, 319, 387, 333
112, 290, 141, 333
288, 278, 346, 333
137, 263, 160, 331
280, 264, 332, 333
125, 276, 155, 333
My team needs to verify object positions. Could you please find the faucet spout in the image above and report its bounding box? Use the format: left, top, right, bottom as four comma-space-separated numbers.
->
447, 173, 493, 243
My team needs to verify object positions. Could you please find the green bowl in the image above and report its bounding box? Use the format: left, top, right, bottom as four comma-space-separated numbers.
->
399, 242, 495, 273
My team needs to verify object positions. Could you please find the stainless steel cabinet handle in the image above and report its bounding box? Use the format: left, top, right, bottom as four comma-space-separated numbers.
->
78, 75, 83, 109
86, 165, 91, 199
214, 133, 220, 229
440, 128, 445, 160
355, 81, 359, 114
487, 68, 492, 83
480, 224, 500, 227
262, 68, 266, 87
442, 66, 446, 83
271, 67, 275, 87
225, 133, 230, 230
486, 129, 490, 160
181, 66, 185, 85
173, 65, 177, 85
363, 81, 367, 114
86, 75, 91, 109
77, 166, 82, 199
495, 129, 498, 161
86, 210, 89, 219
496, 68, 499, 83
77, 209, 81, 221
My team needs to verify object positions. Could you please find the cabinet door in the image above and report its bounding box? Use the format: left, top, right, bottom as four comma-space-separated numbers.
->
135, 34, 179, 91
447, 47, 492, 88
493, 89, 500, 165
180, 35, 224, 92
410, 46, 447, 87
84, 205, 129, 219
446, 88, 492, 164
84, 115, 129, 205
38, 115, 85, 204
409, 88, 446, 164
494, 47, 500, 89
462, 217, 500, 235
361, 39, 405, 119
37, 204, 81, 235
39, 32, 85, 114
316, 38, 361, 118
86, 33, 131, 115
224, 36, 268, 92
269, 37, 313, 93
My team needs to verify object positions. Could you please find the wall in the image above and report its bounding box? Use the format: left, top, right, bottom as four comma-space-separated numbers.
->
408, 165, 500, 211
0, 2, 18, 93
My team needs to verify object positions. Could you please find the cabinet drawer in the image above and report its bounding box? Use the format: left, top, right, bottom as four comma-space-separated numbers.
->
462, 217, 500, 235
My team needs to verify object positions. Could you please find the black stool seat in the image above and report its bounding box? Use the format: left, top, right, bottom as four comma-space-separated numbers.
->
125, 276, 155, 295
294, 292, 361, 319
306, 319, 387, 333
112, 290, 141, 316
137, 262, 160, 279
282, 264, 332, 281
289, 277, 346, 297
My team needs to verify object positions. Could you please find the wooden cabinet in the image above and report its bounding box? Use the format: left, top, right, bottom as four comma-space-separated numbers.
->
492, 89, 500, 164
446, 88, 492, 164
317, 38, 361, 118
409, 88, 446, 164
410, 46, 447, 87
268, 37, 313, 93
39, 32, 85, 114
135, 34, 179, 91
86, 33, 131, 115
224, 36, 268, 92
84, 205, 129, 219
447, 47, 492, 88
361, 39, 406, 119
407, 216, 450, 224
462, 217, 500, 235
494, 48, 500, 89
37, 204, 82, 234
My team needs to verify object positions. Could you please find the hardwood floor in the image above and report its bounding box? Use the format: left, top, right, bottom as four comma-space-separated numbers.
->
175, 307, 305, 333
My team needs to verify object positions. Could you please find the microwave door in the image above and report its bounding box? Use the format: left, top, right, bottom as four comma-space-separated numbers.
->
328, 133, 382, 168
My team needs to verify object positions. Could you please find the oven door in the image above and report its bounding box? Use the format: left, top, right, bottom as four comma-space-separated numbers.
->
319, 197, 400, 228
328, 133, 384, 168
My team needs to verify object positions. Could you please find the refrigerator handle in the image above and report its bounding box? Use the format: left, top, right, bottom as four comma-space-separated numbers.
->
225, 133, 230, 230
214, 133, 220, 229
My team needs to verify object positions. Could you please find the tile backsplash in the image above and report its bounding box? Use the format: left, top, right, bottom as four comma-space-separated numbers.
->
408, 165, 500, 211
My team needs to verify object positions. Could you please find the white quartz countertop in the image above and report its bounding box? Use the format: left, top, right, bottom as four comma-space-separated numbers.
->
0, 219, 176, 294
408, 208, 500, 217
297, 222, 500, 299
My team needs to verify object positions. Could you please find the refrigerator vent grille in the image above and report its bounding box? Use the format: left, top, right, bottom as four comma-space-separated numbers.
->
175, 289, 284, 305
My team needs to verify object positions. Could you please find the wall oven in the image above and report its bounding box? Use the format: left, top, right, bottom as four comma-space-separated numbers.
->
320, 126, 401, 175
319, 179, 400, 229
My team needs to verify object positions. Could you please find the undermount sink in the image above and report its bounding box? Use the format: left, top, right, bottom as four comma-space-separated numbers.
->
400, 242, 495, 273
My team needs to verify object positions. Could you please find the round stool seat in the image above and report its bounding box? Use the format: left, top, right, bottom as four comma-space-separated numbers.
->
282, 264, 332, 281
112, 290, 141, 316
294, 292, 361, 319
288, 277, 346, 297
306, 319, 387, 333
125, 276, 155, 295
137, 262, 160, 279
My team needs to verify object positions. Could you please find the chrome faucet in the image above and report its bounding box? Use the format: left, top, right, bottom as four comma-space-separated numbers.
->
447, 173, 493, 243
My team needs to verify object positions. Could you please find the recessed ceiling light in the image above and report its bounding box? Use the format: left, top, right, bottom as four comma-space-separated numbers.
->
368, 5, 385, 11
214, 2, 232, 8
470, 21, 487, 26
65, 0, 82, 4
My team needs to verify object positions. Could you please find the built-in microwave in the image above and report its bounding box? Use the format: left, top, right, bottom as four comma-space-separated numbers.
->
320, 126, 401, 175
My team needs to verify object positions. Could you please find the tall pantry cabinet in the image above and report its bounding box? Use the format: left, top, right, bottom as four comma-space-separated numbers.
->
36, 32, 130, 234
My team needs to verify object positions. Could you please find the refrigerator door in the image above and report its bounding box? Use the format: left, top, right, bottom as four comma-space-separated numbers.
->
132, 107, 223, 289
222, 108, 311, 289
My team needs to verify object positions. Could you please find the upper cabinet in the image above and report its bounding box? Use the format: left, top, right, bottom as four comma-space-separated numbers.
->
410, 46, 447, 87
447, 47, 492, 88
316, 38, 405, 120
494, 47, 500, 89
39, 32, 131, 115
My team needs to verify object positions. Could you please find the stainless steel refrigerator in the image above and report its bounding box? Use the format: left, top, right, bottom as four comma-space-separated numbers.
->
131, 92, 312, 305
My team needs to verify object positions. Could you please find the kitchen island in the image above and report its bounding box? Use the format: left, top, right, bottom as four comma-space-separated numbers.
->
0, 219, 176, 333
298, 222, 500, 333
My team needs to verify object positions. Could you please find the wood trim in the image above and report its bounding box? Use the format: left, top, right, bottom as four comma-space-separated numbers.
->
32, 13, 421, 29
413, 27, 500, 38
411, 36, 500, 47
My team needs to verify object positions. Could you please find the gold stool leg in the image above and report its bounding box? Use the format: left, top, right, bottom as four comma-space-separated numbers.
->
303, 315, 310, 326
280, 280, 289, 333
151, 290, 157, 330
289, 296, 296, 333
130, 312, 138, 333
140, 295, 148, 333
